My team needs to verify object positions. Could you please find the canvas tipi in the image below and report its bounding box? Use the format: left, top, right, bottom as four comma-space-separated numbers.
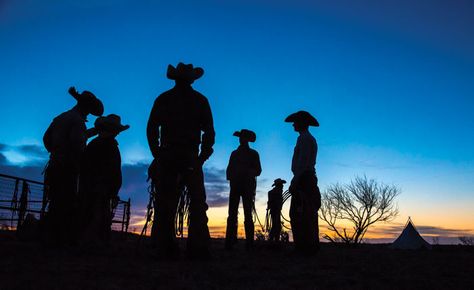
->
390, 217, 432, 250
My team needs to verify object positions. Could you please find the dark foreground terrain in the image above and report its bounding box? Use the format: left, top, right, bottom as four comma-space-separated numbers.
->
1, 231, 473, 290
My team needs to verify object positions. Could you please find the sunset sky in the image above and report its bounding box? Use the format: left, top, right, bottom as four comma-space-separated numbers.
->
1, 0, 473, 243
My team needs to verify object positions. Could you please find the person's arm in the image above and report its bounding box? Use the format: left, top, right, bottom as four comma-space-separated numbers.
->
147, 98, 162, 159
226, 152, 235, 181
199, 97, 215, 164
43, 123, 53, 153
254, 151, 262, 177
86, 127, 98, 139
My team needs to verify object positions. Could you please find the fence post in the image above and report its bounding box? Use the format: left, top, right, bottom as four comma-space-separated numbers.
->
10, 179, 20, 228
41, 183, 49, 220
18, 180, 29, 226
124, 198, 131, 233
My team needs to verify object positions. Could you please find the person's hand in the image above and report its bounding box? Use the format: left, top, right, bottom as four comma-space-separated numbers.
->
151, 147, 161, 160
196, 155, 206, 166
289, 177, 297, 194
68, 86, 79, 97
198, 147, 214, 165
86, 127, 98, 138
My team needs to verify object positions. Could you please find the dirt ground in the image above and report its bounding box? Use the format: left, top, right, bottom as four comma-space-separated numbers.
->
1, 231, 473, 290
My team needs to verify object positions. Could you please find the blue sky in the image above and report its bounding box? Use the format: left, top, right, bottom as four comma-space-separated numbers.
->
1, 0, 473, 241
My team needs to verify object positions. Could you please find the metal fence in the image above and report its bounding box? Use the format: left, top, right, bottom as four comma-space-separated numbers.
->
0, 173, 130, 232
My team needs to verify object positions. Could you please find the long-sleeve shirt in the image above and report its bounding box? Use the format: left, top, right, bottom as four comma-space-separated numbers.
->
43, 106, 87, 173
291, 130, 317, 178
80, 136, 122, 198
147, 85, 215, 159
226, 144, 262, 181
268, 186, 283, 210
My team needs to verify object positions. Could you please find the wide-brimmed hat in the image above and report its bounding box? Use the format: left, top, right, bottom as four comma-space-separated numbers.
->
94, 114, 130, 134
69, 87, 104, 116
167, 62, 204, 82
272, 178, 286, 187
285, 110, 319, 127
233, 129, 256, 142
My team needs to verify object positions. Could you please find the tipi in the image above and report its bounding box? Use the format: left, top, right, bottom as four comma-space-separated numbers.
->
390, 217, 432, 250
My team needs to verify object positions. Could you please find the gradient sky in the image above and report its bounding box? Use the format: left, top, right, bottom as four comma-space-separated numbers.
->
1, 0, 473, 243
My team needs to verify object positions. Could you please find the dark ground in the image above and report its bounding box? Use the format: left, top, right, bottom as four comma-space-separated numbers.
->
1, 231, 473, 290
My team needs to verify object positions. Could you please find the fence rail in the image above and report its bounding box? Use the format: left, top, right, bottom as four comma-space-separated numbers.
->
0, 173, 130, 232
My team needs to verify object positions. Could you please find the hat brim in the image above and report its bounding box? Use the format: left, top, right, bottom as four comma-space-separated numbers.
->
285, 112, 319, 127
233, 131, 256, 142
272, 179, 287, 186
166, 65, 204, 81
95, 117, 130, 133
73, 93, 104, 117
86, 98, 104, 117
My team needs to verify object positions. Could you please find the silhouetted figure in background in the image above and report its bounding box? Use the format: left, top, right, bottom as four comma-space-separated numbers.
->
267, 178, 286, 242
79, 114, 129, 246
225, 129, 262, 250
285, 110, 321, 255
147, 63, 215, 259
42, 87, 103, 247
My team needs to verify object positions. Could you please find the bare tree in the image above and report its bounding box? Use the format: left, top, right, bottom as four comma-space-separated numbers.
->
319, 176, 400, 244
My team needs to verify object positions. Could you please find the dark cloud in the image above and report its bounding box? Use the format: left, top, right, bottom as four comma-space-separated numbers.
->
370, 223, 474, 238
16, 144, 48, 159
0, 148, 230, 222
0, 143, 46, 181
204, 167, 226, 183
119, 163, 151, 222
0, 143, 48, 167
204, 167, 229, 207
0, 152, 7, 165
0, 163, 44, 182
119, 164, 231, 224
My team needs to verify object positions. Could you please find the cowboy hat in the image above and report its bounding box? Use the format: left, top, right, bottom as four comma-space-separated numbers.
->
94, 114, 130, 134
167, 62, 204, 81
272, 178, 286, 187
68, 87, 104, 116
233, 129, 256, 142
284, 110, 319, 127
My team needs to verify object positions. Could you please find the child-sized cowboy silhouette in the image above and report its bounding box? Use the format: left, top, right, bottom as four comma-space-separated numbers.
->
147, 63, 215, 259
267, 178, 286, 242
285, 110, 321, 255
42, 87, 103, 247
78, 114, 129, 247
225, 129, 262, 250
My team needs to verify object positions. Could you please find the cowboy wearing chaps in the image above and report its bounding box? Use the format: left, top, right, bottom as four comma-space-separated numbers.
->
225, 129, 262, 250
147, 63, 215, 259
267, 178, 286, 242
78, 114, 129, 246
42, 87, 103, 246
286, 110, 321, 254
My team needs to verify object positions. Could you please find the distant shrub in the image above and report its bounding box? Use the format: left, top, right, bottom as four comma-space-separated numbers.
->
255, 230, 266, 241
458, 236, 474, 246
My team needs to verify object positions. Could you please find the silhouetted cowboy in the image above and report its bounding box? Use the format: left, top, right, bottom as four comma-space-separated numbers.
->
42, 87, 103, 246
147, 63, 215, 259
225, 129, 262, 250
267, 178, 286, 242
285, 110, 321, 254
79, 114, 129, 246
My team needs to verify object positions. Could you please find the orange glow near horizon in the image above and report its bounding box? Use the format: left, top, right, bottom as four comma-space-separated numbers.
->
127, 204, 474, 242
